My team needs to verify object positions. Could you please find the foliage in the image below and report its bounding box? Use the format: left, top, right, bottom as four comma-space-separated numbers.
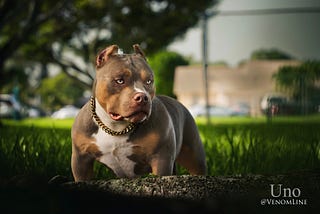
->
37, 73, 86, 111
0, 0, 217, 88
0, 64, 28, 94
274, 61, 320, 93
1, 116, 320, 180
250, 48, 293, 60
273, 61, 320, 114
148, 51, 189, 97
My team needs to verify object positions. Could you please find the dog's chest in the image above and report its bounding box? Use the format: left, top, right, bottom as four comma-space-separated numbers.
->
92, 128, 138, 178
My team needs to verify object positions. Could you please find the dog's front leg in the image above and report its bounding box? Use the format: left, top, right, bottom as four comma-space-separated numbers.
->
150, 156, 174, 176
71, 152, 95, 182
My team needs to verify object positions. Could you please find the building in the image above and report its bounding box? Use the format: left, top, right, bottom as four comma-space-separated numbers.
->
173, 60, 300, 116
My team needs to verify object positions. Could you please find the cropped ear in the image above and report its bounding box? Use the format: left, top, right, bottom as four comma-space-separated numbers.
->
133, 44, 146, 60
96, 45, 119, 68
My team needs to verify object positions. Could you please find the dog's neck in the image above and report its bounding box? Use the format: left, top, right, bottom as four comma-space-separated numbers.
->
91, 97, 136, 136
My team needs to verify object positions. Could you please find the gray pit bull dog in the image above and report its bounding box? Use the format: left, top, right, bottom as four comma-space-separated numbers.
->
71, 44, 207, 181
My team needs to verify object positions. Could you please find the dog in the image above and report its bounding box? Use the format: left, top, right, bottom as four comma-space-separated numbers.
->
71, 44, 206, 181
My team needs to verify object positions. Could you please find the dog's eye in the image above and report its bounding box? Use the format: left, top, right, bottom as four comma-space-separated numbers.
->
115, 78, 125, 84
146, 79, 153, 85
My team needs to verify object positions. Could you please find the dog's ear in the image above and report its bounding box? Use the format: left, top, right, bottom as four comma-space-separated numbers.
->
133, 44, 146, 60
96, 45, 119, 68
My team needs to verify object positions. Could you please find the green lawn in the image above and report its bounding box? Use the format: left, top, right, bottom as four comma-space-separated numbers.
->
3, 117, 74, 129
3, 114, 320, 127
196, 114, 320, 124
1, 115, 320, 180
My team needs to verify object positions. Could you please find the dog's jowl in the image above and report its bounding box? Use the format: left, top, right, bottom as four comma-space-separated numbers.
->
71, 44, 207, 181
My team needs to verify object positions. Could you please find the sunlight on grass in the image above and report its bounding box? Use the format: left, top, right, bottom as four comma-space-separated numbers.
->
3, 114, 320, 129
196, 116, 266, 125
2, 118, 74, 129
1, 114, 320, 179
196, 114, 320, 125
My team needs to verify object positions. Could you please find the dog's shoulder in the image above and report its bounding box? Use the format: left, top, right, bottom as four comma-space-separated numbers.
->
72, 102, 98, 137
155, 95, 190, 116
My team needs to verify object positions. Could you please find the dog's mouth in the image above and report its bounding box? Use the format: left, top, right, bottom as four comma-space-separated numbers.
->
109, 113, 124, 121
109, 111, 149, 123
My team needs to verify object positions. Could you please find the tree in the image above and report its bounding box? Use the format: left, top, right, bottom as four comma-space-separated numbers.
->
0, 64, 28, 94
273, 61, 320, 114
1, 0, 217, 88
38, 72, 86, 111
0, 0, 70, 72
251, 48, 293, 60
148, 51, 188, 98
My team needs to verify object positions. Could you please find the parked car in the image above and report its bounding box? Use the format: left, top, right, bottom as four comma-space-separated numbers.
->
230, 103, 250, 116
26, 106, 46, 118
260, 93, 288, 115
0, 94, 22, 119
260, 93, 302, 115
209, 106, 234, 116
189, 103, 250, 118
51, 105, 80, 119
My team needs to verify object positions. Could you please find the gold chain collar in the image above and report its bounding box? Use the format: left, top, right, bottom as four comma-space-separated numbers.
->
90, 96, 136, 136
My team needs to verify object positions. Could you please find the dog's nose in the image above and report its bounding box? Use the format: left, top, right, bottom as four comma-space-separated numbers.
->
133, 92, 149, 104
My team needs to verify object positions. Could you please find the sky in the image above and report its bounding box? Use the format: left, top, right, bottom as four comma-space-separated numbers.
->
168, 0, 320, 66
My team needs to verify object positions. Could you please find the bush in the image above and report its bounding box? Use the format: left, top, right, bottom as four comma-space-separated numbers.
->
38, 73, 86, 112
148, 51, 188, 98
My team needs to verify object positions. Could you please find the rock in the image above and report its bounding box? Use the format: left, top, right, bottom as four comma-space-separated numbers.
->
48, 175, 70, 186
62, 170, 320, 202
57, 170, 320, 213
2, 170, 319, 213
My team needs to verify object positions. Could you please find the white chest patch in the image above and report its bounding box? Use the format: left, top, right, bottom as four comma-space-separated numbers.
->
91, 128, 137, 178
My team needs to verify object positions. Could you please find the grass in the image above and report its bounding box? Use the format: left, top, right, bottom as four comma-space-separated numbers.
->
0, 124, 72, 179
198, 122, 320, 175
2, 118, 74, 129
196, 114, 320, 124
1, 115, 320, 180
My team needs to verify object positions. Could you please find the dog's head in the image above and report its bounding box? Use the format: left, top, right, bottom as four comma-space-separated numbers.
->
93, 44, 155, 124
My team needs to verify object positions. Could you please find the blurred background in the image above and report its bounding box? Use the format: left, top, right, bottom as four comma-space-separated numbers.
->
1, 0, 214, 119
1, 0, 320, 119
1, 0, 320, 182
